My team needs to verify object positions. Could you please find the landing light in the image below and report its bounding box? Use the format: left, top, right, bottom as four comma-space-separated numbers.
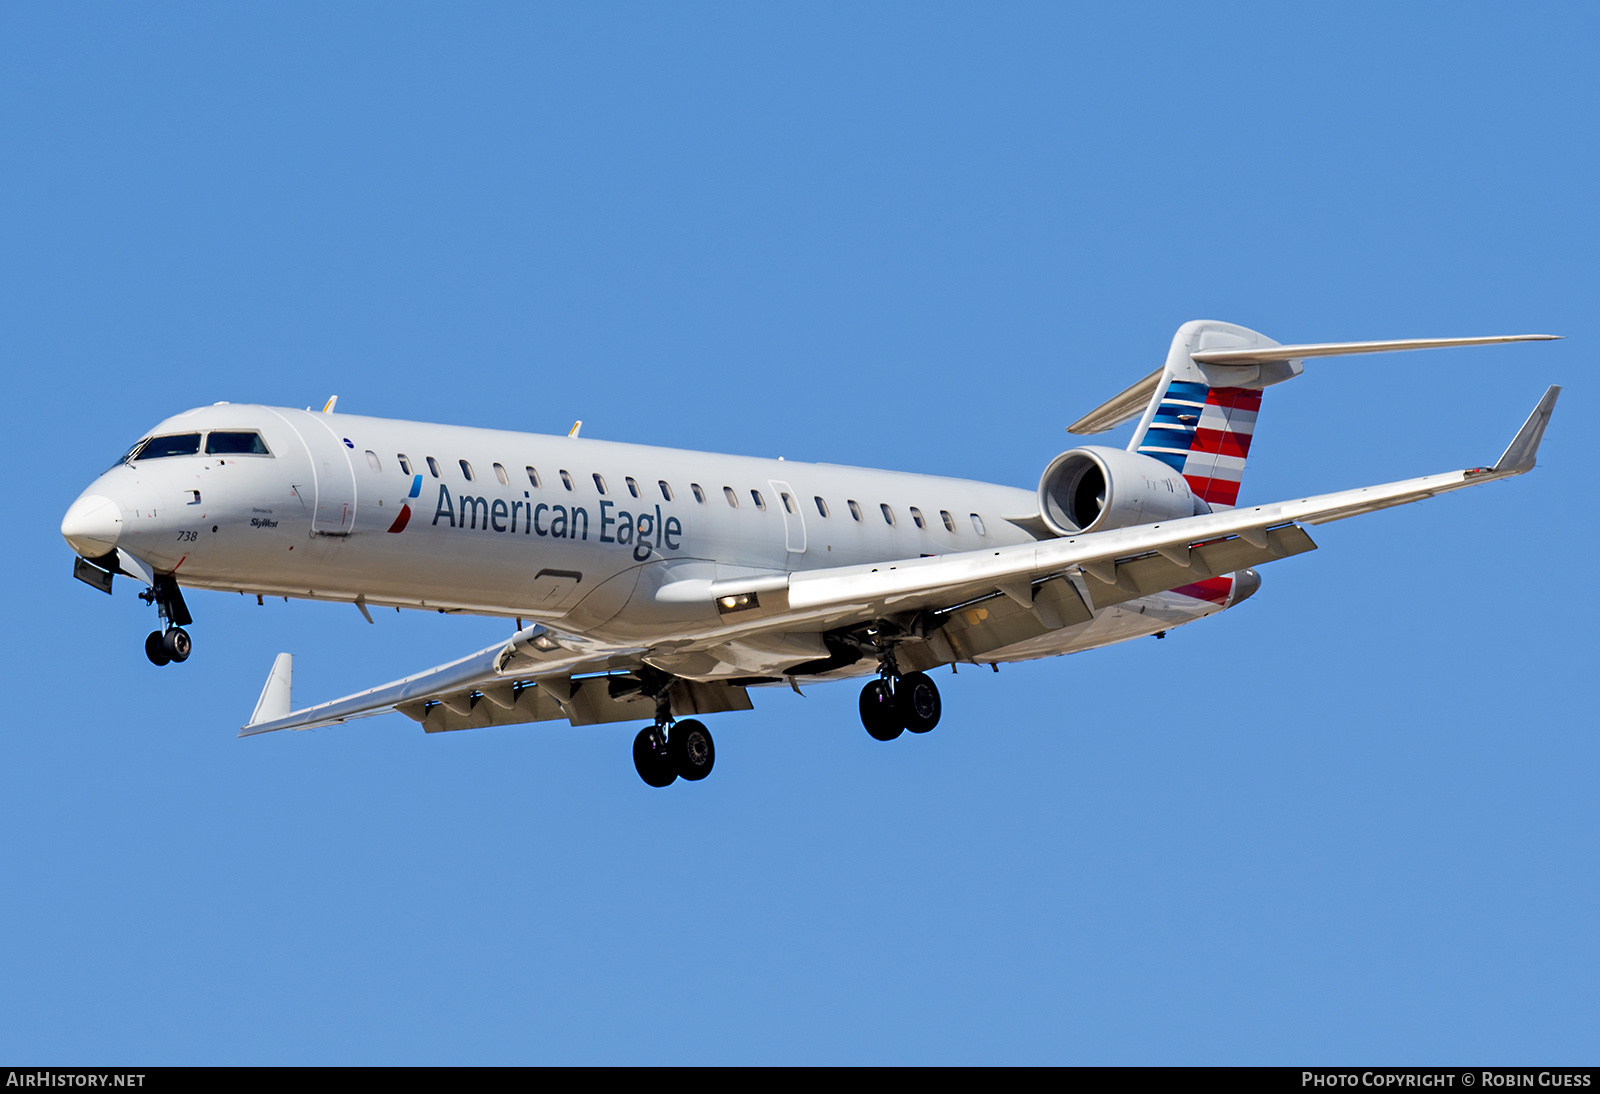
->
529, 633, 562, 652
717, 593, 759, 614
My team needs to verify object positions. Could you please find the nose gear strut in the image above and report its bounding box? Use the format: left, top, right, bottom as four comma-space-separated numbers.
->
139, 574, 194, 666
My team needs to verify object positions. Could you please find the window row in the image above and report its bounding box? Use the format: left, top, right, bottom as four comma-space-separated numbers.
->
375, 451, 986, 535
385, 452, 680, 501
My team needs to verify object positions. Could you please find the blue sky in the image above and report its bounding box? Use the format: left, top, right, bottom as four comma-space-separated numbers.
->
3, 3, 1595, 1063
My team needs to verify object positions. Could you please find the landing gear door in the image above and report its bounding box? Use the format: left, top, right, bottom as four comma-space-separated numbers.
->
768, 479, 806, 557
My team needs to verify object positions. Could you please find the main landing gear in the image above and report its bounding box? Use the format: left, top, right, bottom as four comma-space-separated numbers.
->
858, 644, 942, 741
632, 687, 716, 788
139, 574, 194, 666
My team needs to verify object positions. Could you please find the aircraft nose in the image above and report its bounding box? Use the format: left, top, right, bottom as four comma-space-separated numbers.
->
61, 494, 123, 557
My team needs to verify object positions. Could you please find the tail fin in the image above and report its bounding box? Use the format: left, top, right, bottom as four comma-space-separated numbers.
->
1128, 320, 1288, 511
1071, 322, 1560, 511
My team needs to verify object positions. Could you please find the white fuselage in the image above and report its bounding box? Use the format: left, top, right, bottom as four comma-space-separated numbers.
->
64, 403, 1233, 679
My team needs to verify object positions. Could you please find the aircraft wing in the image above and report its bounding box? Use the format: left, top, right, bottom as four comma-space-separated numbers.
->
239, 626, 651, 736
242, 386, 1556, 736
702, 385, 1561, 633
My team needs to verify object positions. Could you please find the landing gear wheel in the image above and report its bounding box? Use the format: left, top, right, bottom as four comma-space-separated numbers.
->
145, 631, 171, 666
859, 679, 904, 741
161, 627, 192, 663
673, 719, 715, 781
633, 725, 678, 787
898, 671, 941, 734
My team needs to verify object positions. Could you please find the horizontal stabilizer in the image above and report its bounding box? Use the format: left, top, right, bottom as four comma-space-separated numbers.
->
1067, 367, 1162, 435
1191, 334, 1559, 366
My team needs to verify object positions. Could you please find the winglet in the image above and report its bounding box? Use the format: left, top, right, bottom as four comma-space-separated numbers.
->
322, 396, 339, 414
1492, 385, 1561, 474
246, 653, 293, 730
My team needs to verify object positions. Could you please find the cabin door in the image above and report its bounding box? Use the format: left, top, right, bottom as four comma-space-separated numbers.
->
768, 479, 806, 560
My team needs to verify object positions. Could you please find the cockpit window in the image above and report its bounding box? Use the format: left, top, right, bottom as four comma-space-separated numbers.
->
114, 439, 149, 467
130, 433, 202, 460
204, 431, 270, 455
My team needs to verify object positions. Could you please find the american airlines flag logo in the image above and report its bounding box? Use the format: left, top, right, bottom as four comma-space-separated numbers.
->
1136, 380, 1261, 509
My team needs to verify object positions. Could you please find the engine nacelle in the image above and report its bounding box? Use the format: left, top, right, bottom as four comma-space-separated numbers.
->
1037, 445, 1208, 535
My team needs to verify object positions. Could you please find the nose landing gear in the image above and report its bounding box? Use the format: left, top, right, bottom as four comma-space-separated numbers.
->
139, 574, 194, 666
143, 627, 192, 665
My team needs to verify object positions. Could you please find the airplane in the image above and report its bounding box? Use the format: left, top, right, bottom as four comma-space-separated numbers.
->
59, 320, 1561, 787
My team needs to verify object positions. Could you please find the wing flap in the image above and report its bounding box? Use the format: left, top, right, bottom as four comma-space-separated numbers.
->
1075, 524, 1317, 610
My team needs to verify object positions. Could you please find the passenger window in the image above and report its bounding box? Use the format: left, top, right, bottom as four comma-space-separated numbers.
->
751, 490, 766, 511
365, 450, 382, 472
493, 463, 509, 485
134, 434, 203, 460
398, 455, 413, 476
691, 483, 706, 503
659, 480, 674, 501
940, 510, 956, 533
560, 470, 573, 491
814, 496, 829, 518
881, 504, 896, 526
593, 473, 608, 494
426, 457, 440, 478
847, 500, 862, 521
205, 431, 269, 456
910, 506, 925, 529
460, 460, 475, 481
526, 466, 541, 488
781, 492, 796, 514
626, 476, 640, 498
723, 487, 739, 508
970, 513, 986, 535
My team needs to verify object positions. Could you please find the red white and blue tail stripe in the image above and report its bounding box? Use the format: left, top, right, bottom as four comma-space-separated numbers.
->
1135, 380, 1261, 510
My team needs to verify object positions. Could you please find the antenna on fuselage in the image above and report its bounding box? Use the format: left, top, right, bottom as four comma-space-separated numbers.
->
568, 420, 582, 437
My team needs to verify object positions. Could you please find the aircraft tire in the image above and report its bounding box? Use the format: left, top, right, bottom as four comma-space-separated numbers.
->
162, 627, 192, 663
673, 719, 715, 781
633, 725, 678, 787
898, 671, 941, 734
859, 679, 904, 741
145, 631, 171, 666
